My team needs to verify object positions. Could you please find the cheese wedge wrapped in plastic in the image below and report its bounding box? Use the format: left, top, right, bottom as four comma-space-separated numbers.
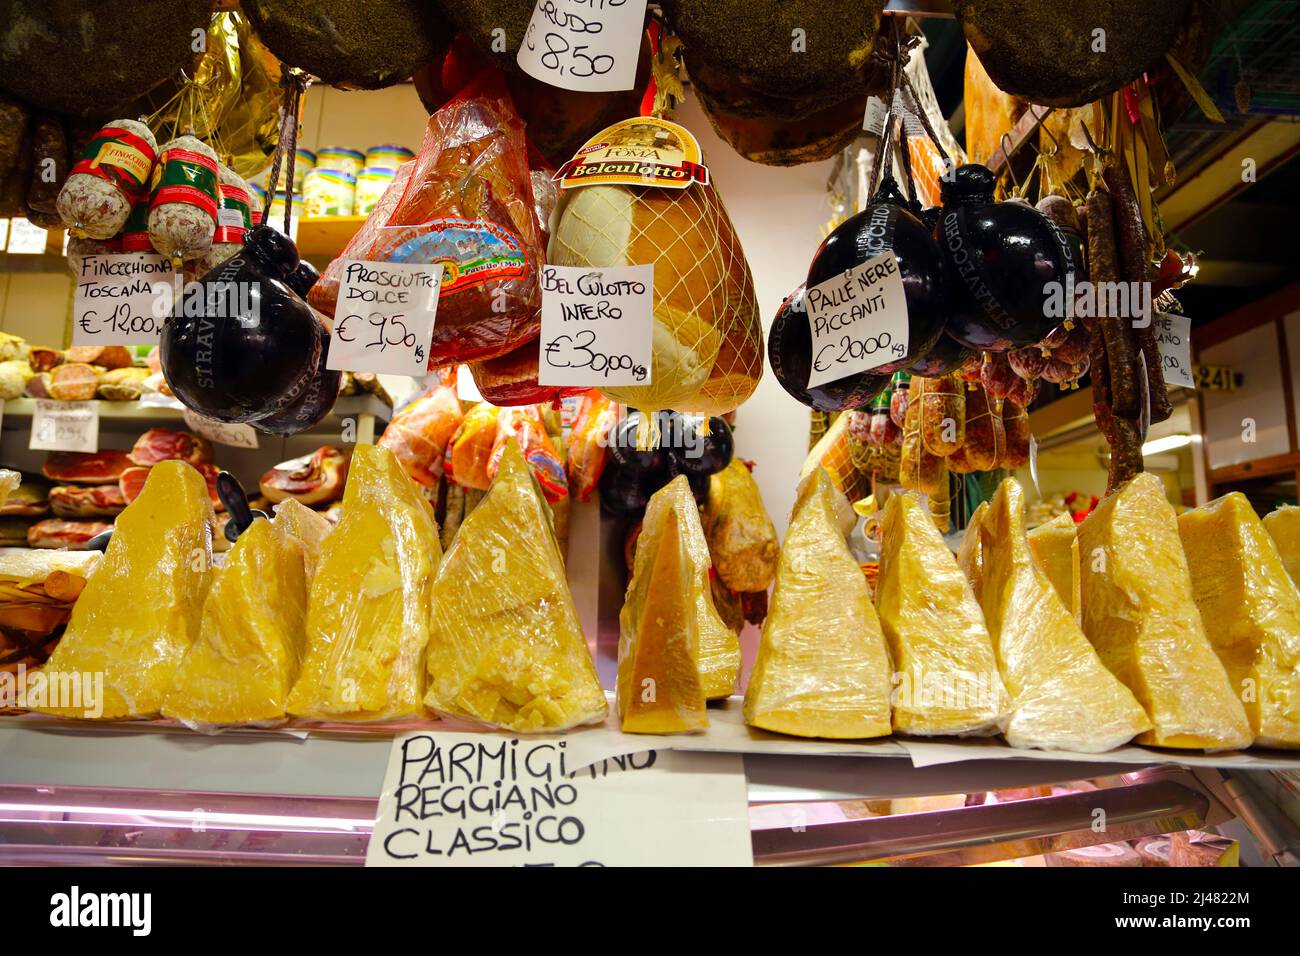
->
980, 478, 1150, 752
270, 498, 333, 581
705, 459, 779, 593
743, 469, 893, 738
876, 492, 1009, 736
957, 499, 988, 601
549, 177, 763, 415
287, 445, 441, 721
1027, 512, 1080, 621
1263, 505, 1300, 588
162, 518, 310, 727
618, 507, 709, 734
1178, 493, 1300, 748
35, 461, 215, 719
1077, 474, 1251, 750
425, 439, 606, 732
624, 475, 740, 701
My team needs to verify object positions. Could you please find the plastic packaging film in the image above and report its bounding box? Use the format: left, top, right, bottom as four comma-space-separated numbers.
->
1076, 474, 1251, 750
956, 499, 988, 602
424, 439, 606, 732
1262, 504, 1300, 590
978, 477, 1151, 752
566, 390, 618, 503
1178, 492, 1300, 749
1025, 512, 1079, 621
549, 176, 763, 416
287, 445, 441, 721
622, 475, 739, 704
35, 461, 216, 720
743, 468, 893, 739
704, 459, 779, 593
377, 378, 465, 488
876, 491, 1009, 736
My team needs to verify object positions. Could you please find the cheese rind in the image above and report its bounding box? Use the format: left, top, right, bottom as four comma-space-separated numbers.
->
163, 519, 309, 726
957, 500, 988, 601
1077, 474, 1251, 749
876, 492, 1009, 736
1027, 512, 1080, 622
980, 478, 1151, 752
742, 469, 893, 739
1263, 505, 1300, 589
35, 460, 215, 719
1179, 493, 1300, 749
424, 439, 606, 732
288, 444, 441, 720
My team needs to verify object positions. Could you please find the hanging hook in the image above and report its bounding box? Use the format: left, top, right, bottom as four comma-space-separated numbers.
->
999, 132, 1022, 192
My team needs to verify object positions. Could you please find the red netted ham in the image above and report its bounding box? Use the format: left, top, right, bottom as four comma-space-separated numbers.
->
49, 484, 127, 518
258, 447, 348, 506
377, 380, 464, 487
128, 428, 213, 467
120, 462, 222, 509
42, 449, 133, 484
27, 519, 113, 550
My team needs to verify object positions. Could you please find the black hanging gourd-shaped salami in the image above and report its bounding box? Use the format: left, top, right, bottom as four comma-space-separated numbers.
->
768, 285, 890, 412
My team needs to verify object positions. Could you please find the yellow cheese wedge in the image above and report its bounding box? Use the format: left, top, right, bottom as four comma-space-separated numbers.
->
1178, 493, 1300, 748
1077, 474, 1250, 749
35, 460, 215, 719
288, 444, 441, 721
271, 498, 333, 581
162, 519, 309, 726
1262, 505, 1300, 589
876, 492, 1009, 736
1027, 513, 1080, 621
618, 507, 708, 734
980, 478, 1151, 752
743, 469, 893, 738
957, 500, 987, 602
633, 473, 739, 699
425, 439, 606, 732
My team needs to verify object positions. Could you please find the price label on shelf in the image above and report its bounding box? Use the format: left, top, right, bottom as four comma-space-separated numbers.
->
182, 408, 259, 449
70, 253, 177, 346
327, 260, 442, 377
804, 250, 909, 389
366, 731, 752, 867
537, 263, 653, 388
1154, 311, 1195, 390
29, 400, 98, 453
517, 0, 648, 92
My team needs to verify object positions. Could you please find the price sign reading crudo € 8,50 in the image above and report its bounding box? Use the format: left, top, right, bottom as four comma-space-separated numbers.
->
804, 251, 909, 389
517, 0, 648, 93
71, 253, 177, 346
327, 260, 443, 378
537, 263, 654, 388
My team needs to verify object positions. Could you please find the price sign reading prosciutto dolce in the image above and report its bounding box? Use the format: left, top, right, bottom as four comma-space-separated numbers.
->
517, 0, 648, 93
327, 260, 442, 377
537, 263, 653, 387
71, 253, 176, 346
804, 251, 909, 389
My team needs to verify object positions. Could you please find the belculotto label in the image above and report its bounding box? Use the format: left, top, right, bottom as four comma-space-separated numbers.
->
149, 148, 219, 219
556, 117, 709, 190
70, 126, 157, 197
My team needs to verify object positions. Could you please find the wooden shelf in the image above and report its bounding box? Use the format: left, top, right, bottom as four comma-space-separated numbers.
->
294, 215, 365, 259
0, 394, 391, 431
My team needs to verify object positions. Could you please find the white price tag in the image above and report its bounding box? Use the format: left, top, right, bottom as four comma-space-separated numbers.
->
1029, 434, 1040, 496
6, 218, 46, 254
71, 253, 177, 346
517, 0, 647, 93
805, 251, 909, 388
537, 263, 653, 387
455, 365, 484, 403
1154, 312, 1195, 390
182, 408, 259, 449
217, 207, 245, 229
29, 400, 98, 453
366, 732, 752, 867
327, 260, 442, 377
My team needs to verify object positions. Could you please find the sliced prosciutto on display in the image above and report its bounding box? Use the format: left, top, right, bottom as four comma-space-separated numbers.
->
42, 450, 134, 485
128, 428, 214, 468
49, 484, 128, 518
26, 519, 113, 550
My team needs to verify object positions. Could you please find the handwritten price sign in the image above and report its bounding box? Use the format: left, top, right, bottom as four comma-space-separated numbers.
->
326, 260, 442, 377
517, 0, 647, 92
71, 253, 176, 346
805, 251, 909, 389
1154, 312, 1195, 390
30, 400, 98, 453
537, 263, 653, 387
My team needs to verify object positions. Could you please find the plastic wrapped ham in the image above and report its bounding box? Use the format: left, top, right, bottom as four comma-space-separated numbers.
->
377, 377, 464, 488
308, 70, 542, 366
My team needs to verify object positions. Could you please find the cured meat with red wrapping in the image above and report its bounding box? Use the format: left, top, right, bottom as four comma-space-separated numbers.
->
467, 338, 587, 407
258, 447, 349, 506
127, 428, 213, 467
26, 519, 112, 550
377, 381, 463, 487
308, 70, 542, 366
49, 484, 127, 518
42, 450, 133, 484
